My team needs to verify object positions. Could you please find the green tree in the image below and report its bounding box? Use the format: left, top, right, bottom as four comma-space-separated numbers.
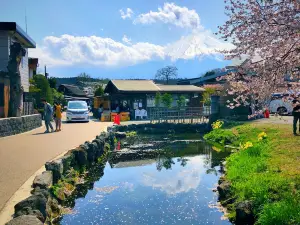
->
155, 92, 161, 107
202, 87, 216, 106
29, 74, 53, 107
76, 72, 91, 83
94, 85, 104, 96
176, 95, 186, 108
48, 77, 57, 89
52, 88, 65, 106
161, 93, 173, 108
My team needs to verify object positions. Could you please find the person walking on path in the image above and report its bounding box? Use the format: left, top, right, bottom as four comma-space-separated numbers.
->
98, 104, 103, 120
54, 102, 62, 132
292, 96, 300, 136
42, 99, 54, 133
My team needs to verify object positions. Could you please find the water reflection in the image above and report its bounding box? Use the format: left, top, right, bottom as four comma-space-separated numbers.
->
59, 137, 231, 225
143, 156, 204, 195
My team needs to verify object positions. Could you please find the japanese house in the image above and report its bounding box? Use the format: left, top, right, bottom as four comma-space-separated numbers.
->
104, 80, 205, 112
0, 22, 36, 118
58, 84, 90, 103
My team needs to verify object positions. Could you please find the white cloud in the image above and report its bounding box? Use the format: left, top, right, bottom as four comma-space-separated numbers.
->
142, 156, 204, 195
28, 45, 72, 67
122, 35, 132, 45
28, 31, 233, 68
120, 8, 134, 20
134, 2, 201, 29
29, 34, 165, 68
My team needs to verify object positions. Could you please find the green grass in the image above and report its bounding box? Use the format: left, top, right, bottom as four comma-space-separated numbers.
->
210, 123, 300, 224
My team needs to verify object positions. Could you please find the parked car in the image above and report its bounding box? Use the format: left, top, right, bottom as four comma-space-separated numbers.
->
269, 94, 293, 115
66, 101, 90, 122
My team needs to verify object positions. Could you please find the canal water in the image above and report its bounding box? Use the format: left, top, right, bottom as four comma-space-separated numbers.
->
60, 136, 231, 225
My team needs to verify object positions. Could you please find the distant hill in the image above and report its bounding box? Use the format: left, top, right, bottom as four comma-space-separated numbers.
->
55, 77, 110, 88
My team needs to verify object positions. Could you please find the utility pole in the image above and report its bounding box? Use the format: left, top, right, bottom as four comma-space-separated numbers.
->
44, 65, 48, 79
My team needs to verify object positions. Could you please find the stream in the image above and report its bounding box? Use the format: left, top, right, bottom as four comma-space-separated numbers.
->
59, 134, 231, 225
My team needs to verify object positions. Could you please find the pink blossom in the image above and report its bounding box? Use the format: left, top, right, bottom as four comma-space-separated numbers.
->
217, 0, 300, 106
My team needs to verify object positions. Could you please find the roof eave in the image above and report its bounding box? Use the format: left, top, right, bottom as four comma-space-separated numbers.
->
0, 22, 36, 48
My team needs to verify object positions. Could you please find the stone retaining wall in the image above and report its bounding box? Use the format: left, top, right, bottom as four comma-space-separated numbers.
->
0, 114, 42, 137
114, 122, 210, 134
5, 128, 115, 225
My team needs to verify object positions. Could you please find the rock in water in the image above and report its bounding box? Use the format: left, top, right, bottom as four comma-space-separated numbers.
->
217, 180, 231, 199
6, 215, 43, 225
235, 201, 255, 225
32, 171, 53, 189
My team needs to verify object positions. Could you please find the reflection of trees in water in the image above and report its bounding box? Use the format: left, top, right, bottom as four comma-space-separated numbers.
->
177, 157, 188, 167
206, 168, 218, 176
156, 146, 190, 171
156, 154, 175, 171
155, 143, 229, 173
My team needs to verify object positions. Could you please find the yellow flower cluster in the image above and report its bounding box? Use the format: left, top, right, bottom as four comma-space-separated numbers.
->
212, 120, 224, 129
258, 132, 267, 141
240, 141, 253, 150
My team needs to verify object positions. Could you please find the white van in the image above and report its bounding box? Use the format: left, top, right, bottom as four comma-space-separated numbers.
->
269, 94, 293, 115
66, 101, 90, 122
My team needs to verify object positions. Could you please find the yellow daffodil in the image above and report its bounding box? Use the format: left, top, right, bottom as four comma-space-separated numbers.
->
240, 141, 253, 150
258, 132, 267, 141
212, 120, 224, 129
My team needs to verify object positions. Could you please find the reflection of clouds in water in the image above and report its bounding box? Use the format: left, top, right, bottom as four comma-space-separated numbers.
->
121, 181, 134, 192
142, 156, 205, 195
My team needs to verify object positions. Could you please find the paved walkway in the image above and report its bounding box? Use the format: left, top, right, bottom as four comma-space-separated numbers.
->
0, 115, 112, 212
252, 115, 293, 124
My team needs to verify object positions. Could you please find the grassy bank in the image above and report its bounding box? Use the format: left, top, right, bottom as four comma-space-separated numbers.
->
205, 122, 300, 224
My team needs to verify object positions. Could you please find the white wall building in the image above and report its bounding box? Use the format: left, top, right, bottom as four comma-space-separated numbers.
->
0, 22, 36, 117
0, 22, 36, 92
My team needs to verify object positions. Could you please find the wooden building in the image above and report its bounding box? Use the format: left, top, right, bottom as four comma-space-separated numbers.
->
58, 83, 89, 99
104, 80, 205, 112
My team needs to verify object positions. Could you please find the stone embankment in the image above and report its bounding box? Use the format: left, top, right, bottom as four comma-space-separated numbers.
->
5, 129, 115, 225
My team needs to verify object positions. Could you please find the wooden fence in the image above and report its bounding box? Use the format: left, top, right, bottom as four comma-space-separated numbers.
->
148, 107, 211, 124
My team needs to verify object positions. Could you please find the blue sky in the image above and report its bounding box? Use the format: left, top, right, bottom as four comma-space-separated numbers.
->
0, 0, 232, 79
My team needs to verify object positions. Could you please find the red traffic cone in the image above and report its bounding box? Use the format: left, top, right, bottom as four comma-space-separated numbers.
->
114, 114, 120, 125
265, 109, 270, 118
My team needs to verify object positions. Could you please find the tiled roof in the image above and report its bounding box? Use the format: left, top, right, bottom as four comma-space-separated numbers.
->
107, 80, 205, 93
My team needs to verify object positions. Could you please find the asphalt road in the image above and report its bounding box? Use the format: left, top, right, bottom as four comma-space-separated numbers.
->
0, 115, 111, 211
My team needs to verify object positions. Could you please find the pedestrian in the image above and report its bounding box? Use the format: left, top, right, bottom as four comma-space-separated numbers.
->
42, 99, 54, 133
292, 95, 300, 136
54, 102, 62, 132
98, 104, 103, 120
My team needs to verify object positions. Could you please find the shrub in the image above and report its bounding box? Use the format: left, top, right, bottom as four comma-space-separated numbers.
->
161, 93, 173, 108
155, 92, 161, 107
204, 128, 238, 145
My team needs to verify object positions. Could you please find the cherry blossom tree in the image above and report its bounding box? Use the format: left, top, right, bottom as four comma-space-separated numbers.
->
217, 0, 300, 108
